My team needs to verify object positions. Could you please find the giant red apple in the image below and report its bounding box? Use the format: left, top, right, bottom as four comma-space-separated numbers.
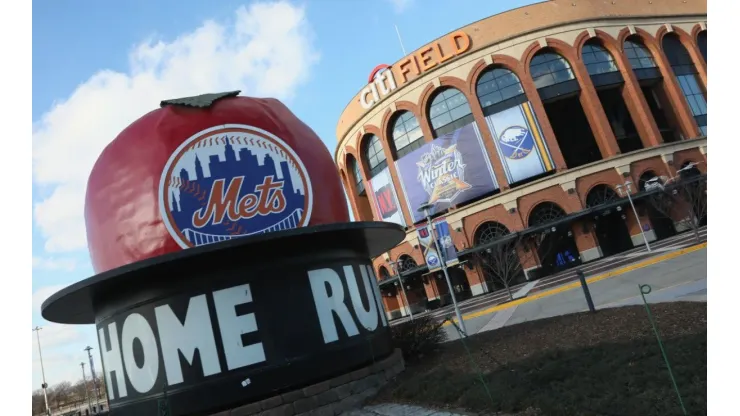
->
85, 91, 349, 274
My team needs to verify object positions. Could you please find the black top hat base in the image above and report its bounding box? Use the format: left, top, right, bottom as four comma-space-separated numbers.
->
41, 221, 405, 416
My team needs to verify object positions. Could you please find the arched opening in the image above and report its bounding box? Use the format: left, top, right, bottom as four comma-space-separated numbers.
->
697, 31, 707, 62
528, 201, 581, 275
389, 111, 425, 159
582, 40, 643, 154
428, 87, 474, 137
662, 33, 707, 136
638, 170, 677, 240
377, 266, 402, 320
347, 155, 374, 221
476, 66, 555, 186
474, 222, 525, 291
395, 255, 427, 314
585, 184, 633, 257
624, 36, 683, 143
530, 49, 602, 168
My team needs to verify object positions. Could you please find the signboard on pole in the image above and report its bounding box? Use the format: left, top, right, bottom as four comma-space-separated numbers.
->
416, 217, 459, 272
395, 122, 499, 223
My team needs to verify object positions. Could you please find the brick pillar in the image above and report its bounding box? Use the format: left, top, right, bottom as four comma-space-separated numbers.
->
519, 72, 568, 171
463, 265, 488, 296
572, 220, 602, 263
611, 46, 663, 148
624, 206, 657, 247
570, 59, 621, 158
518, 241, 542, 281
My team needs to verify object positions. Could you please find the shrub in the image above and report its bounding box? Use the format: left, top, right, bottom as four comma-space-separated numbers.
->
390, 315, 447, 362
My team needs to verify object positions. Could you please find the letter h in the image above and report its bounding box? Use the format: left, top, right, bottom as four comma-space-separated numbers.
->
98, 322, 128, 399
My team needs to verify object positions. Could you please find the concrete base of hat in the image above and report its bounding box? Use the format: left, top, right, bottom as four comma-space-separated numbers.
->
209, 349, 405, 416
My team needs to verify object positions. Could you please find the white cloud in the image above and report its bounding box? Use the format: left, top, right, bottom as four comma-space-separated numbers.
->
32, 1, 320, 253
32, 257, 77, 272
386, 0, 414, 13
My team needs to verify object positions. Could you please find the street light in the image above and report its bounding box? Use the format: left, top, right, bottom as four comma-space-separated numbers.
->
388, 257, 414, 321
84, 346, 102, 413
615, 180, 651, 252
418, 202, 467, 337
33, 326, 51, 416
81, 362, 92, 415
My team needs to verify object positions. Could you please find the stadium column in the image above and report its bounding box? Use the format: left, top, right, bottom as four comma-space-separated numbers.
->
624, 206, 657, 248
572, 221, 603, 263
568, 49, 621, 158
642, 32, 702, 139
606, 35, 663, 148
517, 64, 569, 172
339, 163, 364, 221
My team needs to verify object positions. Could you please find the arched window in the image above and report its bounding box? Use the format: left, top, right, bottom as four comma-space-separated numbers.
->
428, 88, 473, 138
362, 134, 387, 178
476, 67, 526, 116
474, 222, 511, 245
624, 38, 657, 69
390, 111, 425, 159
582, 42, 618, 75
350, 156, 365, 196
662, 34, 707, 136
529, 52, 575, 89
697, 31, 707, 62
379, 266, 390, 279
585, 185, 619, 208
396, 255, 417, 273
528, 202, 567, 227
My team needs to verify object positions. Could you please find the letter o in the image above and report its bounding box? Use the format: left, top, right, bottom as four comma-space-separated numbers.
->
121, 313, 160, 394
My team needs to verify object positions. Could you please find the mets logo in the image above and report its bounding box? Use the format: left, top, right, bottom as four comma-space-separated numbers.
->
158, 124, 313, 249
499, 126, 535, 160
416, 143, 471, 205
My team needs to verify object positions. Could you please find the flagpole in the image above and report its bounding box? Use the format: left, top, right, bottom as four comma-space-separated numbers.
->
394, 24, 407, 56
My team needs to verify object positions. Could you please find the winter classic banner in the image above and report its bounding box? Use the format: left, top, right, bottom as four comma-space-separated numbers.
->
483, 102, 554, 184
367, 167, 406, 227
395, 122, 498, 223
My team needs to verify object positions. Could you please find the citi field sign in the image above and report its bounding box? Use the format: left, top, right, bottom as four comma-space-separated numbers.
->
359, 30, 472, 110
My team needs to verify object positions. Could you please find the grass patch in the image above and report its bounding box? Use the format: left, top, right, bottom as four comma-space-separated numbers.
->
374, 302, 707, 416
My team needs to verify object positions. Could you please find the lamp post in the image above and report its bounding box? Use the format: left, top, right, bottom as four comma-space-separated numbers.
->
84, 346, 102, 413
418, 202, 467, 337
81, 362, 92, 415
33, 326, 51, 416
616, 180, 651, 252
389, 258, 414, 321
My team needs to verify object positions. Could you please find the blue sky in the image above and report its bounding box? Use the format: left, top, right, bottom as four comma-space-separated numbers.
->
31, 0, 540, 389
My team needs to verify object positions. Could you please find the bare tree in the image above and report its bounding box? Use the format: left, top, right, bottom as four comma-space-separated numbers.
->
48, 381, 73, 408
473, 232, 547, 301
646, 174, 707, 244
32, 389, 45, 415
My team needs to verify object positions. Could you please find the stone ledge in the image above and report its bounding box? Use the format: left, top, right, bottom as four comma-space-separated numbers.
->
211, 349, 405, 416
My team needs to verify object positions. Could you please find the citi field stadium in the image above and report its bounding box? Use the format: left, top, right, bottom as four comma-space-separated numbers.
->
334, 0, 707, 321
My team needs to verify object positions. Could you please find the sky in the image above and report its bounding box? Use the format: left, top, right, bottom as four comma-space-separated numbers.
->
31, 0, 541, 391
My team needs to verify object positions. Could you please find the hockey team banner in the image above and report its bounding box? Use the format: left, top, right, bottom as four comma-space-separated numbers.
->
367, 167, 406, 227
433, 218, 459, 268
395, 123, 498, 223
484, 102, 555, 185
416, 217, 459, 272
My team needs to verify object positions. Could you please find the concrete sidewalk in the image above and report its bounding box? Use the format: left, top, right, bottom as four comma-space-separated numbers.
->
444, 247, 707, 340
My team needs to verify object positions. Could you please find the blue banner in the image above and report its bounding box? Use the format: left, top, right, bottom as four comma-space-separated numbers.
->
434, 218, 459, 267
484, 102, 554, 184
395, 123, 498, 223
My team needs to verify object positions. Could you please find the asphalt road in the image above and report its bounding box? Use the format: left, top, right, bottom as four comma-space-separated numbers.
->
443, 246, 707, 340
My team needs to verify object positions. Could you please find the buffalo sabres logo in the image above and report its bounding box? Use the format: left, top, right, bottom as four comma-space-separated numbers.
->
499, 125, 535, 160
416, 144, 471, 205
